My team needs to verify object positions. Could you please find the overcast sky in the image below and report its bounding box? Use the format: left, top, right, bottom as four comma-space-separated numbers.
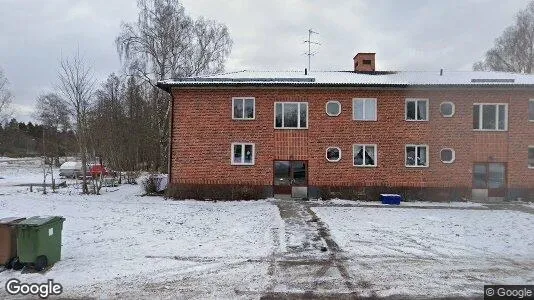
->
0, 0, 530, 122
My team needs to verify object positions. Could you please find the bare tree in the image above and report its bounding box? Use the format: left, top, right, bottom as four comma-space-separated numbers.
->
35, 93, 71, 131
115, 0, 232, 171
474, 1, 534, 73
0, 68, 13, 124
35, 92, 71, 166
56, 51, 95, 194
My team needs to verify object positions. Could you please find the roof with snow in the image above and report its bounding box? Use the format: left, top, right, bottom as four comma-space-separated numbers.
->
157, 70, 534, 91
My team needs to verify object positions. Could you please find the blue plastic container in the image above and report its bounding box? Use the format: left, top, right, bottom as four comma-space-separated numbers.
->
380, 194, 402, 205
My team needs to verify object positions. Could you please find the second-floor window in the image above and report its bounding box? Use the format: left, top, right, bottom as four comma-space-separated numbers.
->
406, 98, 428, 121
473, 103, 507, 131
275, 102, 308, 129
353, 98, 377, 121
232, 97, 255, 120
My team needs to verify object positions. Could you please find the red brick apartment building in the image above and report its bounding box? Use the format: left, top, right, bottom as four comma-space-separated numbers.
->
157, 53, 534, 201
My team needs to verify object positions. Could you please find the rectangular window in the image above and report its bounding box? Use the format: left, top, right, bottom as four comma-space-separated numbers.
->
274, 102, 308, 129
405, 99, 428, 121
353, 98, 377, 121
529, 147, 534, 169
473, 103, 507, 131
353, 144, 377, 167
232, 97, 255, 120
231, 143, 255, 165
529, 99, 534, 121
405, 145, 428, 167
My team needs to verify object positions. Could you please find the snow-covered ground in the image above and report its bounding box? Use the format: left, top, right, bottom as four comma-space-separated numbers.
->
1, 158, 533, 298
0, 185, 284, 298
312, 206, 534, 298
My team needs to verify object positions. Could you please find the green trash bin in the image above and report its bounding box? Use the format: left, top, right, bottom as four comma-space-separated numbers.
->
16, 216, 66, 271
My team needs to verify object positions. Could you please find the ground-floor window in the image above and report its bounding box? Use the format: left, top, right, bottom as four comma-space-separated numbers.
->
353, 144, 377, 167
406, 145, 428, 167
529, 146, 534, 168
231, 143, 255, 165
326, 147, 341, 162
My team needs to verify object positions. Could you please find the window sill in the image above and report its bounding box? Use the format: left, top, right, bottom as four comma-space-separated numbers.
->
405, 165, 429, 168
274, 127, 308, 130
353, 165, 377, 168
231, 163, 255, 166
472, 129, 508, 132
405, 119, 429, 122
232, 118, 256, 121
352, 119, 378, 122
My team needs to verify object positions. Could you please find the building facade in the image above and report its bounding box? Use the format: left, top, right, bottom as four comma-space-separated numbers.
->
158, 53, 534, 201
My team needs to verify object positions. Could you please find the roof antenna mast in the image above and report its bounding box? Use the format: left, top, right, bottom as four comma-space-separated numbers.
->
304, 29, 320, 72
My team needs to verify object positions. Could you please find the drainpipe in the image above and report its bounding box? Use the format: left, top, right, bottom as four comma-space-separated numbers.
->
168, 87, 174, 184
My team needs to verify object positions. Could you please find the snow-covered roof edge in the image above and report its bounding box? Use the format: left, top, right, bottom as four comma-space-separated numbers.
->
157, 70, 534, 92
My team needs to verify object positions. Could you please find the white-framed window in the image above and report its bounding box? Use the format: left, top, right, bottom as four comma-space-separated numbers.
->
406, 144, 428, 167
326, 147, 341, 162
353, 98, 377, 121
405, 98, 429, 121
440, 148, 455, 163
326, 101, 341, 116
353, 144, 377, 167
231, 143, 255, 165
440, 102, 455, 117
473, 103, 508, 131
529, 146, 534, 169
274, 102, 308, 129
232, 97, 255, 120
529, 99, 534, 121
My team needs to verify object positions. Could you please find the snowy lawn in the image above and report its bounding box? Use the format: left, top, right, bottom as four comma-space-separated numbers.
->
312, 206, 534, 298
0, 185, 283, 298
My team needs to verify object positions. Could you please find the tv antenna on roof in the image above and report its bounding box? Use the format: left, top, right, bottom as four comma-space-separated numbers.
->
304, 29, 320, 72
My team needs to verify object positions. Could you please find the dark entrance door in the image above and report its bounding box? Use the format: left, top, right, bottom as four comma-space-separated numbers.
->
273, 161, 308, 197
473, 162, 507, 200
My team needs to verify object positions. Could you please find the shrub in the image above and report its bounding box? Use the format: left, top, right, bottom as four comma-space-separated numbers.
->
142, 174, 163, 195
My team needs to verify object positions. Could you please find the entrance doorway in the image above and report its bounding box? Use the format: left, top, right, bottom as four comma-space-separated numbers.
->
472, 163, 507, 201
273, 161, 308, 198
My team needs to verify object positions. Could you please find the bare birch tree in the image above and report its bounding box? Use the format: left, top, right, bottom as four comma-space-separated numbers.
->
115, 0, 232, 171
474, 1, 534, 73
35, 93, 71, 166
0, 68, 13, 124
56, 51, 95, 194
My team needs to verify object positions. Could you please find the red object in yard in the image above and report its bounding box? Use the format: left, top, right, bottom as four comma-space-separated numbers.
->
89, 165, 109, 178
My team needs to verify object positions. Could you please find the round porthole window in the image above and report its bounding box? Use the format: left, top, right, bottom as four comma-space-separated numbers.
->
326, 101, 341, 116
440, 148, 455, 163
440, 102, 455, 117
326, 147, 341, 162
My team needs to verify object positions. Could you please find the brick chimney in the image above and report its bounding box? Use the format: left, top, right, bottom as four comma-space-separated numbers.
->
353, 53, 376, 72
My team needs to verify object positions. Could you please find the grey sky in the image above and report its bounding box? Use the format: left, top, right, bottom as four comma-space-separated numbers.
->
0, 0, 530, 122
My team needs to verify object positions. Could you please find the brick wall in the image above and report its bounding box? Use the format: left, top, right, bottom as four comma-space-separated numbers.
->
170, 88, 534, 195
